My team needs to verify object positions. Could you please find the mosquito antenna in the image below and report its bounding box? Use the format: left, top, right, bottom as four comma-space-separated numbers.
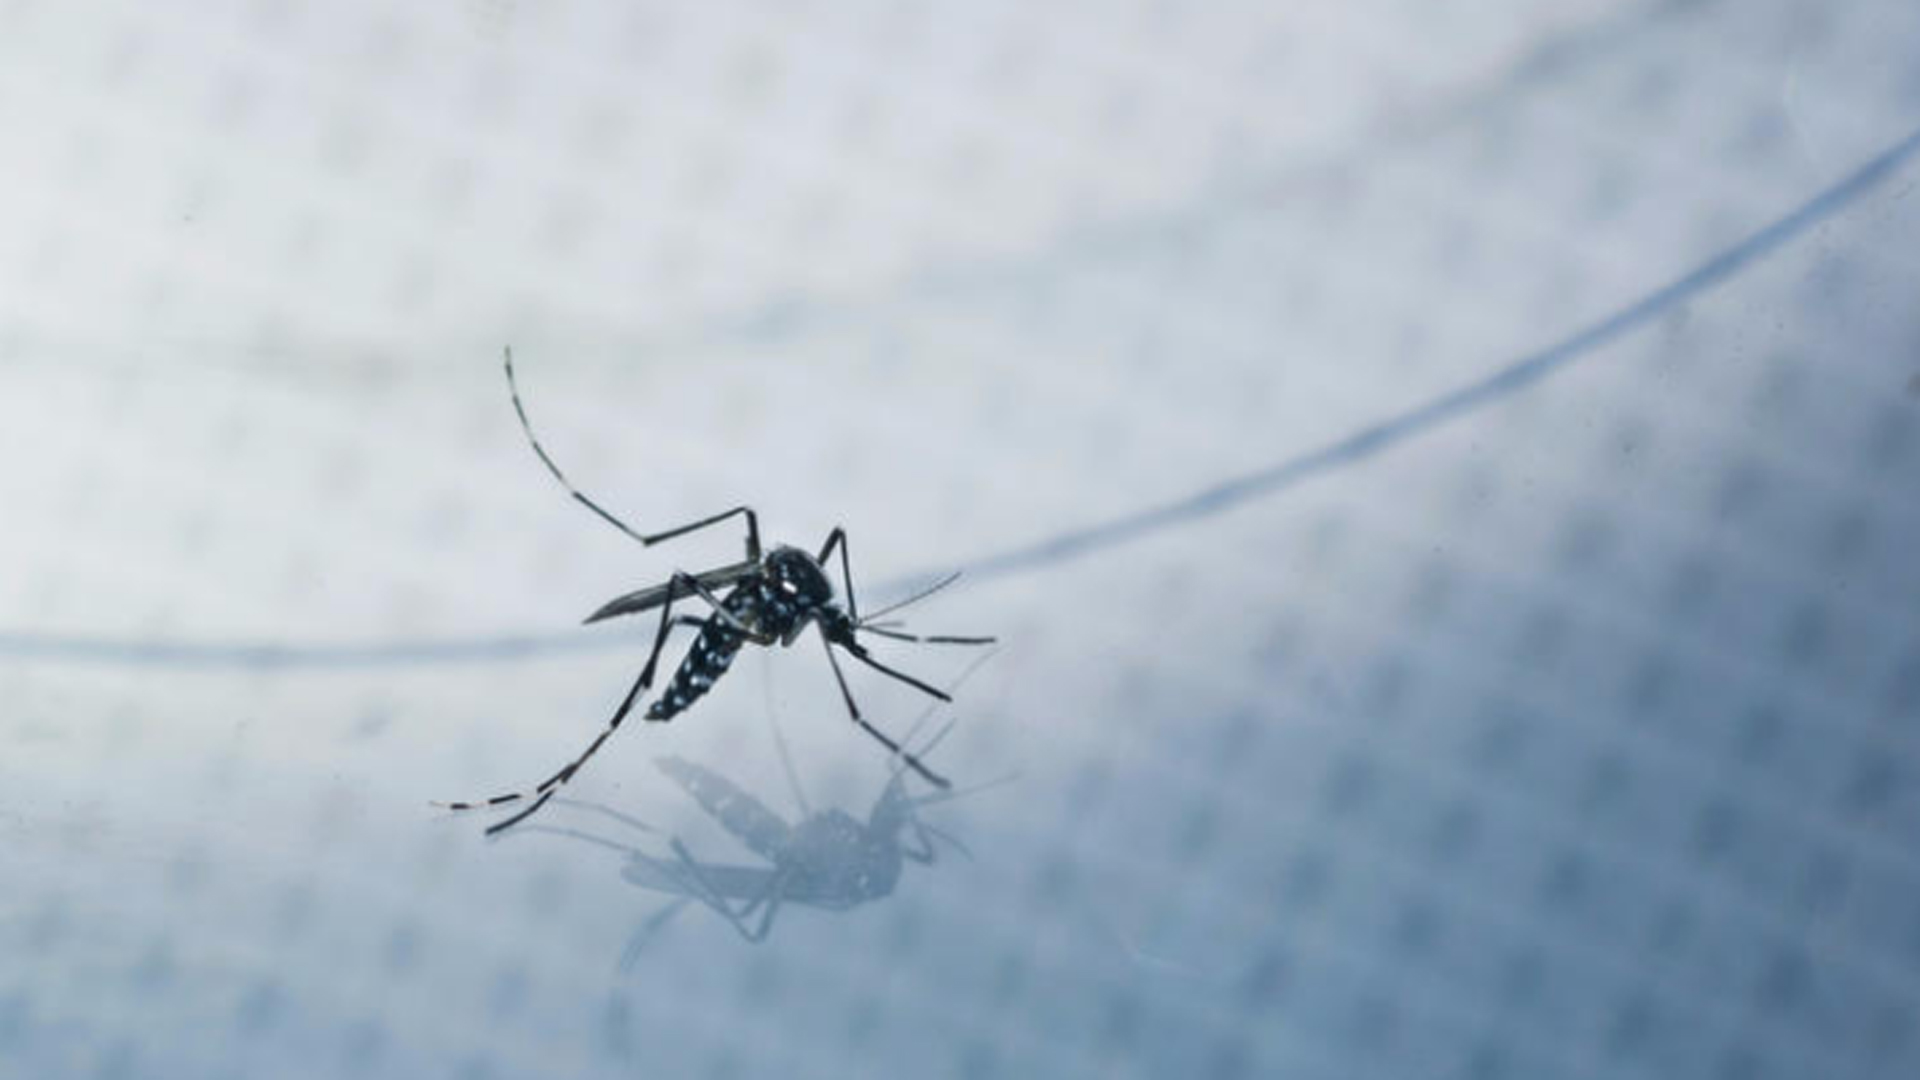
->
860, 626, 997, 646
859, 571, 963, 625
503, 346, 651, 546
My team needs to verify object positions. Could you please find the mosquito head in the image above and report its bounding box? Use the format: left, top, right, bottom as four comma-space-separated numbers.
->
764, 545, 834, 607
815, 605, 859, 648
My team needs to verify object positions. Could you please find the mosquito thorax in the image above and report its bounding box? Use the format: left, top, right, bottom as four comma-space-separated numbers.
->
763, 545, 834, 606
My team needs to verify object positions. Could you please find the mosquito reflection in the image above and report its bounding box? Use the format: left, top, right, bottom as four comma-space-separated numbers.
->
517, 651, 1008, 952
522, 738, 1010, 960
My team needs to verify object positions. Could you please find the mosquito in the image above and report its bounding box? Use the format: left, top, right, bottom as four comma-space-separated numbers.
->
522, 703, 1013, 948
437, 348, 994, 835
616, 744, 992, 944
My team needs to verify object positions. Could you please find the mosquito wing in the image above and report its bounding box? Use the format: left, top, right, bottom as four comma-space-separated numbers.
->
656, 755, 794, 863
583, 559, 760, 624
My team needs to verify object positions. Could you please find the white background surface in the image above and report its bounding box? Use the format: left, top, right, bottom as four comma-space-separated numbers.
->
4, 1, 1920, 1077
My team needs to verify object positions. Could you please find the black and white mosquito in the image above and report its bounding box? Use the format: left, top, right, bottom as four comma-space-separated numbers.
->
437, 348, 994, 835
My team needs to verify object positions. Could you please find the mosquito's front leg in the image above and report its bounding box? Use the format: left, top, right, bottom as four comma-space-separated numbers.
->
643, 505, 762, 562
817, 632, 952, 788
818, 527, 857, 620
667, 837, 771, 941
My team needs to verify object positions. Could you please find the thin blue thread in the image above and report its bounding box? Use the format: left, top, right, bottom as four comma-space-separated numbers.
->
7, 119, 1914, 669
954, 123, 1920, 584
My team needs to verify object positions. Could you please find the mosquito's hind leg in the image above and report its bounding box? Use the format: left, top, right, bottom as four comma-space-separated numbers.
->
746, 886, 786, 942
666, 837, 784, 942
436, 584, 713, 834
503, 347, 761, 560
620, 897, 692, 971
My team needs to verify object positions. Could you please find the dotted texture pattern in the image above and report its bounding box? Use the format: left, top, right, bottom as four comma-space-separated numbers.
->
2, 1, 1920, 1078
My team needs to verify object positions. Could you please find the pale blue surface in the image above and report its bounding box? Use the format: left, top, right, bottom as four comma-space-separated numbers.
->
3, 2, 1919, 1078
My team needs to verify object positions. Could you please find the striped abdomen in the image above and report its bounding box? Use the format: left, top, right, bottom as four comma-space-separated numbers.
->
646, 594, 751, 721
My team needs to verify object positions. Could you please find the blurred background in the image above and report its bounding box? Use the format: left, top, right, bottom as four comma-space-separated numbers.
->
3, 0, 1920, 1076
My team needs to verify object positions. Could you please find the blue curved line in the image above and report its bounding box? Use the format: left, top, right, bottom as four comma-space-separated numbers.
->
6, 120, 1916, 669
0, 1, 1710, 674
0, 630, 611, 668
951, 122, 1920, 584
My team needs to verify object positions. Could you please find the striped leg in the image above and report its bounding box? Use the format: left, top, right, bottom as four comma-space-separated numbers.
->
817, 632, 952, 789
667, 837, 790, 942
818, 527, 857, 620
436, 574, 732, 835
504, 347, 761, 560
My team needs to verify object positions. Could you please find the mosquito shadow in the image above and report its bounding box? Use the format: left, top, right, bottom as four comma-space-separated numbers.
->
518, 750, 1013, 961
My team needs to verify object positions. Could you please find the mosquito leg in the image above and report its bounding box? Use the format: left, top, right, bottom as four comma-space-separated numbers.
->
892, 650, 999, 763
728, 867, 790, 941
642, 506, 761, 562
436, 590, 708, 834
817, 527, 856, 620
504, 348, 761, 559
507, 822, 643, 857
747, 875, 788, 942
668, 570, 755, 636
667, 838, 761, 940
637, 608, 707, 688
620, 897, 692, 972
547, 798, 662, 840
841, 642, 951, 703
665, 838, 740, 915
478, 789, 556, 835
503, 347, 654, 545
818, 633, 952, 788
923, 823, 975, 862
901, 824, 936, 864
